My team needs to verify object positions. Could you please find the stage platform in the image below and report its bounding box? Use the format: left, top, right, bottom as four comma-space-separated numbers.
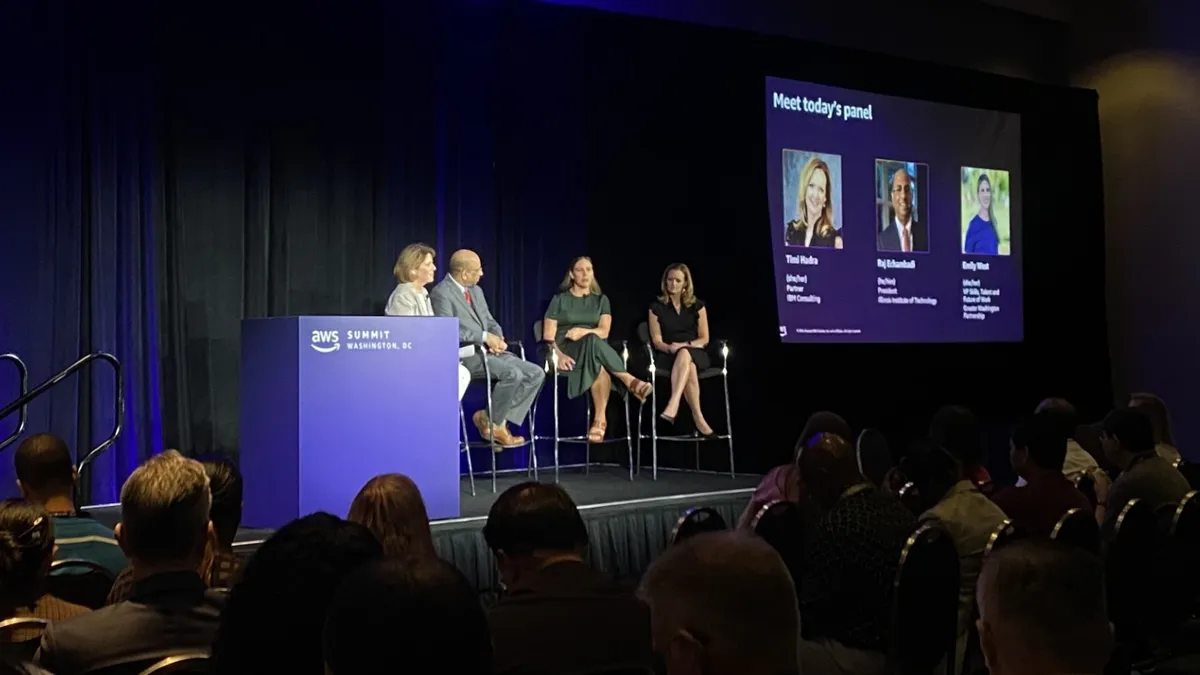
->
81, 466, 760, 596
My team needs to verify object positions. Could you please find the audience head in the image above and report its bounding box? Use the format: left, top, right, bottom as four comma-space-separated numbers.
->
795, 411, 853, 458
1101, 407, 1156, 469
560, 256, 601, 294
1129, 392, 1174, 447
1009, 412, 1068, 477
639, 531, 799, 675
1035, 397, 1078, 440
897, 441, 960, 512
347, 473, 435, 562
448, 249, 483, 287
324, 558, 491, 675
14, 433, 76, 505
976, 539, 1112, 675
211, 512, 382, 675
930, 405, 984, 469
116, 450, 212, 570
393, 242, 436, 285
0, 499, 54, 609
198, 457, 243, 550
796, 432, 862, 511
1073, 423, 1111, 471
484, 481, 588, 588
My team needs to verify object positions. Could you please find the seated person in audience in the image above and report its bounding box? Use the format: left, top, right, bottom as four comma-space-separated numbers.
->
347, 473, 437, 562
1035, 399, 1104, 480
639, 531, 800, 675
211, 512, 382, 675
1100, 407, 1191, 532
899, 442, 1008, 669
14, 434, 126, 575
929, 405, 993, 494
975, 539, 1113, 675
324, 558, 491, 675
485, 482, 653, 675
0, 501, 89, 646
737, 411, 852, 528
1128, 392, 1183, 463
35, 451, 224, 675
107, 457, 245, 603
992, 412, 1092, 538
796, 433, 916, 675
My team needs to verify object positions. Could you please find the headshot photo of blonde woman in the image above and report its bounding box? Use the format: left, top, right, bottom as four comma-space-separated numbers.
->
783, 150, 843, 249
961, 167, 1012, 256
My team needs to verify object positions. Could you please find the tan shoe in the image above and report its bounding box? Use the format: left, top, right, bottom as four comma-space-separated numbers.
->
473, 410, 524, 449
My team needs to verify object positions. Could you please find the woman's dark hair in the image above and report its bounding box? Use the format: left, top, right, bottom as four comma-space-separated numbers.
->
347, 474, 436, 562
483, 482, 588, 557
929, 405, 985, 468
897, 441, 961, 512
0, 500, 54, 610
199, 458, 243, 549
794, 411, 853, 459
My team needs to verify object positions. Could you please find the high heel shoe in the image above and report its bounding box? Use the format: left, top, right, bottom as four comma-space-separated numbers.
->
660, 412, 676, 424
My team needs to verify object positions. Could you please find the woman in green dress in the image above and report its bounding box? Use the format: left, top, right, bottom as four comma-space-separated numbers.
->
542, 256, 653, 442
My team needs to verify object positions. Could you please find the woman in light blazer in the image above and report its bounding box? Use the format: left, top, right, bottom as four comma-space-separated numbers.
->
386, 243, 471, 401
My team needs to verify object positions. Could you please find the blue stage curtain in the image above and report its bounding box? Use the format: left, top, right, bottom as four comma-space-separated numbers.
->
0, 1, 162, 502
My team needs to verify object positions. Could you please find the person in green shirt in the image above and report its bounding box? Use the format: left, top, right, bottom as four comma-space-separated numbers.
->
543, 256, 652, 442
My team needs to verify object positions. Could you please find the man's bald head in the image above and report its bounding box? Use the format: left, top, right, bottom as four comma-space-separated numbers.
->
639, 531, 798, 675
797, 432, 862, 510
448, 250, 483, 286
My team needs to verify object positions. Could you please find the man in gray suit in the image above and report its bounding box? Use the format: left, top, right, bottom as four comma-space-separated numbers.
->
431, 249, 544, 447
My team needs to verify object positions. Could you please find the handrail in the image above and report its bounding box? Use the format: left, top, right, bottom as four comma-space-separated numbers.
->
0, 354, 29, 453
0, 352, 124, 476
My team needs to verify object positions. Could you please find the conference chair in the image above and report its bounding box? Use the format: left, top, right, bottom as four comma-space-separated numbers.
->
1158, 492, 1200, 636
530, 321, 633, 484
669, 506, 727, 546
750, 500, 805, 595
983, 518, 1018, 558
856, 428, 891, 488
1106, 498, 1158, 649
0, 617, 49, 662
458, 341, 537, 496
48, 559, 116, 610
1072, 471, 1098, 509
1050, 508, 1101, 555
890, 523, 960, 675
898, 481, 924, 516
632, 322, 734, 480
962, 518, 1019, 674
136, 654, 210, 675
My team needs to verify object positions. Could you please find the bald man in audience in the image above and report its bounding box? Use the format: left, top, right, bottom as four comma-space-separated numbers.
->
639, 531, 800, 675
976, 539, 1113, 675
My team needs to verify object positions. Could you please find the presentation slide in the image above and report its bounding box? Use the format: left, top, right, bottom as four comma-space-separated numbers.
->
766, 76, 1023, 343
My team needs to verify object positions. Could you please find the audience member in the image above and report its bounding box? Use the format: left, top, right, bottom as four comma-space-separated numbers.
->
992, 412, 1092, 538
107, 457, 245, 603
975, 539, 1113, 675
34, 451, 223, 675
639, 531, 800, 675
1101, 407, 1190, 532
347, 473, 436, 561
1129, 392, 1183, 463
210, 512, 382, 675
930, 405, 992, 494
738, 411, 853, 528
324, 558, 490, 675
485, 482, 653, 675
796, 432, 915, 675
14, 434, 125, 574
0, 501, 88, 646
900, 442, 1008, 668
1035, 399, 1103, 480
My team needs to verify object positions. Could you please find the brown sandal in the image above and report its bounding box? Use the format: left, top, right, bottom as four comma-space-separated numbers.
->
588, 420, 607, 443
630, 379, 652, 403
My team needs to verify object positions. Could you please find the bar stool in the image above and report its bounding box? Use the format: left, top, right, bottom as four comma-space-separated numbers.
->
530, 320, 633, 483
459, 342, 536, 495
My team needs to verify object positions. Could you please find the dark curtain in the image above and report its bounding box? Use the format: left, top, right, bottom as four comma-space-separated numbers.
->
0, 1, 162, 502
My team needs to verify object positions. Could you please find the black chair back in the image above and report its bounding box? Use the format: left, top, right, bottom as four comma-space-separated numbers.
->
1156, 492, 1200, 632
0, 617, 49, 662
1073, 471, 1098, 508
890, 523, 960, 675
81, 652, 209, 675
48, 559, 116, 610
636, 322, 650, 344
856, 429, 892, 488
750, 500, 805, 593
1050, 508, 1101, 555
0, 652, 54, 675
1107, 498, 1159, 646
670, 507, 727, 546
983, 518, 1018, 558
897, 481, 923, 516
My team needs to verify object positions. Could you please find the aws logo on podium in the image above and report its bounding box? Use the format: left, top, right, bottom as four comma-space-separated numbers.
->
311, 329, 410, 353
311, 330, 341, 353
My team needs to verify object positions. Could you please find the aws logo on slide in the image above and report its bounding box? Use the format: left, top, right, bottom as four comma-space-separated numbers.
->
311, 330, 341, 353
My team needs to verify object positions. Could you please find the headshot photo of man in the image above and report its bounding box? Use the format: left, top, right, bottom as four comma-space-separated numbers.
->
875, 160, 930, 253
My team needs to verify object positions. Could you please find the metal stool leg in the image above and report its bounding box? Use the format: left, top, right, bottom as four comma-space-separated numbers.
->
650, 373, 659, 481
484, 358, 498, 494
635, 402, 643, 475
553, 370, 560, 484
584, 396, 591, 474
459, 404, 475, 497
624, 391, 633, 481
723, 369, 735, 478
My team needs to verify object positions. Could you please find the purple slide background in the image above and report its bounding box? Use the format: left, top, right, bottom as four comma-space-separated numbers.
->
766, 76, 1023, 343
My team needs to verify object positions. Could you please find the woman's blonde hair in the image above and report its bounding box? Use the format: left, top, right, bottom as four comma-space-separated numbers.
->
559, 256, 602, 294
393, 243, 436, 284
347, 473, 436, 562
796, 157, 836, 239
658, 263, 696, 306
1129, 392, 1175, 446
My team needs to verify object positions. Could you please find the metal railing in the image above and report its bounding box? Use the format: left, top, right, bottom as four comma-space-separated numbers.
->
0, 354, 29, 453
0, 353, 124, 477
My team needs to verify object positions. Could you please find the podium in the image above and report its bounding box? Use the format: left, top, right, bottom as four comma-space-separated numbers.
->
240, 316, 460, 529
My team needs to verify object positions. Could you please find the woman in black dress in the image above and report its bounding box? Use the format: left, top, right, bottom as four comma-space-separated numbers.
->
647, 263, 714, 435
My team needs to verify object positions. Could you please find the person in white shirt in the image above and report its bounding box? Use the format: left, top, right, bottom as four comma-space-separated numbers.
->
385, 243, 471, 401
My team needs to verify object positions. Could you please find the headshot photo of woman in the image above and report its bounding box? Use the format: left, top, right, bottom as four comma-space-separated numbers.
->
961, 167, 1012, 256
648, 263, 714, 436
783, 151, 843, 249
385, 243, 472, 401
543, 256, 653, 442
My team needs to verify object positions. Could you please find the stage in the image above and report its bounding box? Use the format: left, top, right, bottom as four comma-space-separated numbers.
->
82, 466, 761, 596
